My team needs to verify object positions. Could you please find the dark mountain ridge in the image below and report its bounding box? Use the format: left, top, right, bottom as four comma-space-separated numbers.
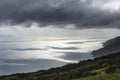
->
92, 36, 120, 57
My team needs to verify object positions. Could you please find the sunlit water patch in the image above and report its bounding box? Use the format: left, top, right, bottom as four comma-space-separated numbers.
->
0, 38, 104, 61
0, 37, 104, 75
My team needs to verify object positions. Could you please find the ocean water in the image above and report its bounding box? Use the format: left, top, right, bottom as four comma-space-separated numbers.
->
0, 37, 104, 75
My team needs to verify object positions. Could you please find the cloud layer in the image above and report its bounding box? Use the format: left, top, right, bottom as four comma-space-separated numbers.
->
0, 0, 120, 28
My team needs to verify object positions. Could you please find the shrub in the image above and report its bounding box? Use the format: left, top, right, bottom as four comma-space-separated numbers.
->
105, 65, 117, 73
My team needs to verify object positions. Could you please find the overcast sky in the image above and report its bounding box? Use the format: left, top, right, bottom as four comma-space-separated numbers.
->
0, 0, 120, 28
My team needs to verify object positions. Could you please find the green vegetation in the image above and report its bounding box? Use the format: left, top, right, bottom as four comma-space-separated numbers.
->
74, 73, 120, 80
0, 52, 120, 80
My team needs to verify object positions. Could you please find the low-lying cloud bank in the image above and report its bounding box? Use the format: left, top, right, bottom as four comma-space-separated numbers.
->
0, 0, 120, 28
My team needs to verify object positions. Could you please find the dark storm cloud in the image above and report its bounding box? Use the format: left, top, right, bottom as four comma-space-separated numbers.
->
12, 48, 47, 51
0, 0, 120, 28
49, 46, 79, 50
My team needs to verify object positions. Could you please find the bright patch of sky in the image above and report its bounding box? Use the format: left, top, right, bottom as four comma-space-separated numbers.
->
81, 0, 120, 13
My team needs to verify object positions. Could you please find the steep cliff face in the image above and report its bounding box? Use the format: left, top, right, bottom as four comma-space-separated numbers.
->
92, 36, 120, 57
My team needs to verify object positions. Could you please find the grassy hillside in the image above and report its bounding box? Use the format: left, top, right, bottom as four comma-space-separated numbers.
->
74, 73, 120, 80
0, 52, 120, 80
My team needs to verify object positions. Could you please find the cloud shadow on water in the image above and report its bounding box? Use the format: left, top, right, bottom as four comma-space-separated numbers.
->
48, 46, 80, 50
12, 48, 47, 51
57, 52, 93, 61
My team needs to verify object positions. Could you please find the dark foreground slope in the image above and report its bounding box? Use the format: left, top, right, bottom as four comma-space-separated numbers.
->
0, 52, 120, 80
92, 36, 120, 57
